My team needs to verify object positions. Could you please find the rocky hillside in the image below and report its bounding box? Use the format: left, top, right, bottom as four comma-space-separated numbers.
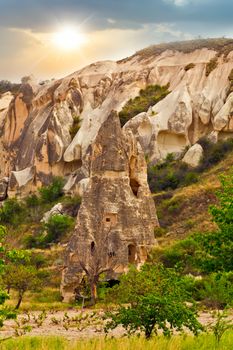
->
1, 38, 233, 200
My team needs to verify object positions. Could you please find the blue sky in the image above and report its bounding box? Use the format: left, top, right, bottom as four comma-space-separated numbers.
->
0, 0, 232, 81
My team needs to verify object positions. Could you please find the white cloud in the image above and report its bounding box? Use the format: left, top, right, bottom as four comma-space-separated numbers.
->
107, 18, 116, 24
164, 0, 208, 6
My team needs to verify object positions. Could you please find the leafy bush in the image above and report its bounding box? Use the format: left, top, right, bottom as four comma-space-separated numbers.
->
148, 137, 233, 193
105, 264, 202, 338
194, 272, 233, 309
148, 160, 190, 192
197, 137, 233, 172
119, 84, 170, 126
39, 177, 64, 203
0, 198, 25, 226
41, 214, 74, 246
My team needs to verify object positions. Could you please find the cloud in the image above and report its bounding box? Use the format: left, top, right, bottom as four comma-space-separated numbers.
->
0, 22, 193, 81
107, 18, 116, 24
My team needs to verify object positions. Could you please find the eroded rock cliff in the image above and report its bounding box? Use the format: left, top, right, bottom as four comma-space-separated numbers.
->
1, 39, 233, 198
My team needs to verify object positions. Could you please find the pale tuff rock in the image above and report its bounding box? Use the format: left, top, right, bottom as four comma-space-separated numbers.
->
42, 203, 64, 223
182, 144, 204, 168
213, 93, 233, 131
1, 41, 233, 197
61, 112, 158, 302
8, 166, 36, 197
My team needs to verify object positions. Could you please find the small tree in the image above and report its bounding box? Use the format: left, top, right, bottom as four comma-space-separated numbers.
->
3, 264, 43, 309
105, 264, 202, 338
78, 229, 119, 305
0, 226, 16, 327
2, 249, 48, 309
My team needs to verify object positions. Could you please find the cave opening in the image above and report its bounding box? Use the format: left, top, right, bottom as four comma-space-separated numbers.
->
128, 244, 136, 264
130, 178, 140, 197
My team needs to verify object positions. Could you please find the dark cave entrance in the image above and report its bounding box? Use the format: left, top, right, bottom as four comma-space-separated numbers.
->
128, 244, 136, 264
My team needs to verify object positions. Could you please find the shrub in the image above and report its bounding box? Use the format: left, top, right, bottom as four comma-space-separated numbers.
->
194, 272, 233, 309
70, 115, 81, 139
184, 63, 195, 71
154, 227, 167, 238
39, 177, 64, 203
0, 198, 25, 226
206, 57, 218, 77
25, 194, 40, 208
119, 84, 170, 126
42, 214, 74, 245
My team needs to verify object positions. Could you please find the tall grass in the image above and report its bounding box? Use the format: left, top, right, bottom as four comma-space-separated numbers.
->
1, 332, 233, 350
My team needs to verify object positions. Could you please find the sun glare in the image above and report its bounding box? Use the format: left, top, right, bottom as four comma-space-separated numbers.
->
52, 27, 86, 51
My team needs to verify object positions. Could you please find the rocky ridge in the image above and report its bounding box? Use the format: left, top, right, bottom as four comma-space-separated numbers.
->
1, 38, 233, 198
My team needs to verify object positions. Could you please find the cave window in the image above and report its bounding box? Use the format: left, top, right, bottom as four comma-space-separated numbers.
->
130, 179, 140, 197
128, 244, 136, 264
106, 217, 111, 222
90, 241, 95, 254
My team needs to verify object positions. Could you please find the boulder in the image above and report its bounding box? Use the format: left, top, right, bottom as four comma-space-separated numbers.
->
182, 144, 203, 168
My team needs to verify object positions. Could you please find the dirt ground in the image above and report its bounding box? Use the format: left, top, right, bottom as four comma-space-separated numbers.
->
1, 309, 232, 340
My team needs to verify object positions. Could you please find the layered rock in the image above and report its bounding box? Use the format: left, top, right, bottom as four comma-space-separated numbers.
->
1, 39, 233, 197
61, 111, 158, 302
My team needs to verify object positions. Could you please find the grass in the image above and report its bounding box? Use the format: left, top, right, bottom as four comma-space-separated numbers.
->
1, 332, 233, 350
5, 288, 75, 311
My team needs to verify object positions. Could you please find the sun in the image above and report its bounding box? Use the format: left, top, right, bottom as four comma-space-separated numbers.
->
52, 27, 86, 51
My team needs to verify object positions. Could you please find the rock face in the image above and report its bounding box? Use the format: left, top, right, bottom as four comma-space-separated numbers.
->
61, 112, 158, 302
1, 39, 233, 198
182, 143, 204, 167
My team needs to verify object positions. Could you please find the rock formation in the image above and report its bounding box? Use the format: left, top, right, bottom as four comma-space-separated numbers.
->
1, 39, 233, 198
61, 111, 158, 302
182, 143, 204, 168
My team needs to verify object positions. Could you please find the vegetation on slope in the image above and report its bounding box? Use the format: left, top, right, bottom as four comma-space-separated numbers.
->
119, 84, 170, 126
135, 38, 233, 59
148, 137, 233, 193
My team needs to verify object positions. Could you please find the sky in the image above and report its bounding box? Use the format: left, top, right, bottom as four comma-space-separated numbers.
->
0, 0, 233, 81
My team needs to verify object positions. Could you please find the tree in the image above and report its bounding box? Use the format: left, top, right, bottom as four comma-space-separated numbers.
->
0, 226, 16, 327
2, 264, 43, 309
105, 264, 202, 338
77, 229, 119, 305
2, 249, 48, 309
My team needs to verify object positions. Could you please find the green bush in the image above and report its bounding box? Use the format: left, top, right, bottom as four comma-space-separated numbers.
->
148, 138, 233, 193
0, 198, 25, 226
39, 177, 64, 203
25, 194, 40, 208
42, 214, 74, 246
119, 84, 170, 126
194, 272, 233, 309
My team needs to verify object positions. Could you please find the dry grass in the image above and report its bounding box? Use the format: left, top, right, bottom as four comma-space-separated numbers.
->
1, 332, 233, 350
155, 151, 233, 247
